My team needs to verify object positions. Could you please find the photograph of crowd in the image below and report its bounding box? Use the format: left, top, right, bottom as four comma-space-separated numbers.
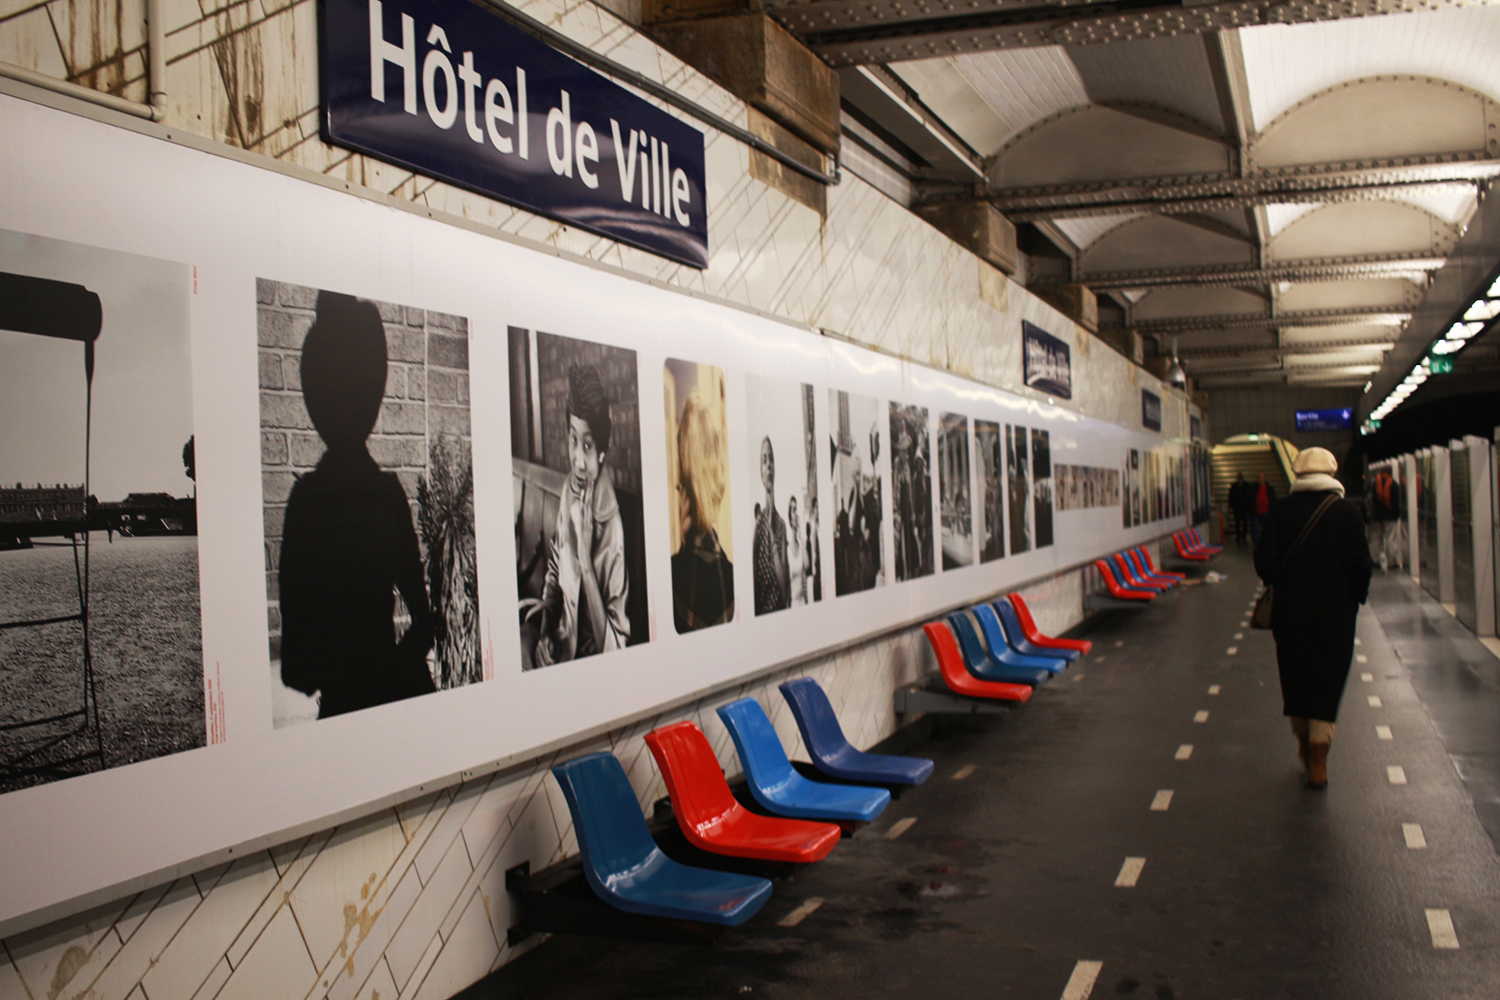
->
665, 359, 733, 633
1031, 428, 1053, 549
1054, 464, 1123, 511
1006, 424, 1031, 555
262, 283, 480, 725
975, 419, 1004, 563
511, 328, 648, 670
745, 374, 822, 614
830, 389, 885, 595
2, 231, 202, 790
937, 413, 972, 570
890, 403, 934, 582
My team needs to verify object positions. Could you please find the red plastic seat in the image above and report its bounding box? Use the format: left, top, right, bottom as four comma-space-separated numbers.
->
922, 622, 1033, 703
1113, 553, 1172, 590
1135, 547, 1185, 581
1188, 528, 1223, 555
645, 721, 842, 864
1094, 559, 1156, 600
1006, 594, 1092, 655
1171, 531, 1212, 561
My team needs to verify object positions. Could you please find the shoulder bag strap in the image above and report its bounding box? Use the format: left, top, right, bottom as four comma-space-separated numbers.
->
1273, 494, 1339, 583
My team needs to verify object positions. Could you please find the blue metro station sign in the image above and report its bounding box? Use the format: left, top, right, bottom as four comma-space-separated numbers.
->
320, 0, 709, 268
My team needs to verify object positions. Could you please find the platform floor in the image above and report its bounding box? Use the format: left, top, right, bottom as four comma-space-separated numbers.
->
463, 547, 1500, 1000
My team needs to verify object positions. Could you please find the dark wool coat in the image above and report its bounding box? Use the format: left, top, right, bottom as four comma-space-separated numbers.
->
1254, 489, 1375, 721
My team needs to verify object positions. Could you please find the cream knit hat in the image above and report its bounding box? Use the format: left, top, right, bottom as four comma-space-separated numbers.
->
1292, 447, 1338, 476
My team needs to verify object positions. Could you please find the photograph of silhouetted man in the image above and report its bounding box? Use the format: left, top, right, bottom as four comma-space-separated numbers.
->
278, 291, 436, 718
523, 363, 630, 665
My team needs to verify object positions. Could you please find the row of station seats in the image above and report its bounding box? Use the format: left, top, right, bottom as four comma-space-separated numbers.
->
921, 593, 1094, 705
1094, 546, 1189, 602
1170, 527, 1222, 561
547, 677, 935, 928
530, 554, 1197, 936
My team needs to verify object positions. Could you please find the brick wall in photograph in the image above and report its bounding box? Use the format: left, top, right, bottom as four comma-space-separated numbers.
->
256, 279, 471, 659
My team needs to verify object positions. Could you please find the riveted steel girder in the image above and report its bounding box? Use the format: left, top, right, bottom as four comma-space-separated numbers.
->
1044, 252, 1446, 290
778, 0, 1493, 67
1121, 307, 1413, 334
970, 165, 1495, 222
1178, 337, 1396, 359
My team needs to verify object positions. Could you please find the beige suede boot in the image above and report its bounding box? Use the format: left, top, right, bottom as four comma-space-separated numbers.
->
1306, 744, 1329, 789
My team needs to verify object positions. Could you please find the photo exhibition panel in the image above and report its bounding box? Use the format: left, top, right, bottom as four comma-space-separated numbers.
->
0, 93, 1193, 929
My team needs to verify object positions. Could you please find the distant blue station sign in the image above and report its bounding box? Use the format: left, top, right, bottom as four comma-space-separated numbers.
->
320, 0, 708, 268
1295, 408, 1353, 432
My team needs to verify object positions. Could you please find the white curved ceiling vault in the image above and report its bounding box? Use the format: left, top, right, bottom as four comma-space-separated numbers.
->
784, 1, 1500, 391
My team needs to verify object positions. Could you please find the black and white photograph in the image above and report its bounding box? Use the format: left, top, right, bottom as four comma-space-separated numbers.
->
665, 359, 733, 633
746, 374, 822, 614
937, 413, 972, 570
830, 389, 884, 596
890, 403, 934, 582
1124, 449, 1140, 528
975, 419, 1004, 563
262, 282, 480, 725
1, 230, 201, 792
1031, 428, 1054, 548
1148, 450, 1163, 522
511, 328, 648, 669
1006, 424, 1031, 555
1055, 464, 1122, 511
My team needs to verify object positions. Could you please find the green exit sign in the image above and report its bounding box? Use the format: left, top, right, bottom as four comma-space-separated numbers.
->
1427, 355, 1454, 374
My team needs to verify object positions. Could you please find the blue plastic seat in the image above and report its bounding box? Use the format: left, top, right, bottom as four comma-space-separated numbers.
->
946, 612, 1053, 686
551, 752, 773, 926
973, 603, 1070, 673
986, 600, 1079, 664
779, 677, 934, 786
1125, 548, 1177, 587
716, 698, 891, 823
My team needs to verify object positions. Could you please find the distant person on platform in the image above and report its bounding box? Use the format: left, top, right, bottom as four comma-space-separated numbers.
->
1228, 472, 1252, 544
1250, 472, 1276, 544
279, 291, 435, 718
1254, 447, 1374, 789
1370, 466, 1404, 572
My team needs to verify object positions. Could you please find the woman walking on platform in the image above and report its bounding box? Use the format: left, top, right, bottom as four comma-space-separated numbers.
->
1254, 448, 1374, 788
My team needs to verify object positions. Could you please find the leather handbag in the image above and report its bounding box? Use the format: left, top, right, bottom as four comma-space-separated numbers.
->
1251, 494, 1339, 630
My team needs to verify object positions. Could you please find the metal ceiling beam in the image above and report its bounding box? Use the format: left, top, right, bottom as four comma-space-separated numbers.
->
1181, 339, 1392, 359
963, 166, 1494, 222
776, 0, 1493, 67
1039, 253, 1446, 290
1119, 307, 1412, 334
838, 66, 986, 180
1195, 373, 1374, 387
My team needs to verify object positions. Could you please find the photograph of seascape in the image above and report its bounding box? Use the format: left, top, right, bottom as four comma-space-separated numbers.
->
0, 229, 203, 794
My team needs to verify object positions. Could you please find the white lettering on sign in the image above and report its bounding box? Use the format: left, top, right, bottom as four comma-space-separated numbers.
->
364, 0, 693, 228
369, 0, 416, 113
611, 121, 639, 203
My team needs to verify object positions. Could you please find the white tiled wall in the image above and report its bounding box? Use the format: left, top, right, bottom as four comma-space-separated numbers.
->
0, 0, 1198, 996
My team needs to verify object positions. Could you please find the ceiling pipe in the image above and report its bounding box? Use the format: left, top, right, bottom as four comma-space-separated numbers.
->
148, 0, 167, 116
0, 0, 165, 120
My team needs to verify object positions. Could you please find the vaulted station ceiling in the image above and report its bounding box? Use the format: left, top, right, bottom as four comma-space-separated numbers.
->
779, 1, 1500, 396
